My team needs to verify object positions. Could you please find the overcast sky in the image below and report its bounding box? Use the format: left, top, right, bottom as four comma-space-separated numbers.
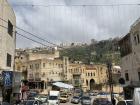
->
8, 0, 140, 48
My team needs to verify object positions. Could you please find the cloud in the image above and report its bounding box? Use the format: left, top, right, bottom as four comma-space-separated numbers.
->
8, 0, 140, 48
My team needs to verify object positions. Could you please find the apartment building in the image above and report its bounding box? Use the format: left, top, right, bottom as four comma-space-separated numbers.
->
27, 58, 63, 91
0, 0, 16, 71
0, 0, 16, 102
119, 18, 140, 99
68, 63, 86, 90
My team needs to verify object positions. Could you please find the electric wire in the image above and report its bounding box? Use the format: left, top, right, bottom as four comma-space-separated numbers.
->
8, 3, 140, 7
0, 17, 62, 48
0, 24, 52, 48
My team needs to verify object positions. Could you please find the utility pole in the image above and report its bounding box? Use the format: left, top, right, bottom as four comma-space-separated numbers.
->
107, 62, 113, 103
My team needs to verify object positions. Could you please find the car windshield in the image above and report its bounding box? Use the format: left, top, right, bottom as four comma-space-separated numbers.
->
82, 97, 90, 100
49, 96, 58, 100
40, 96, 47, 98
126, 101, 133, 105
26, 101, 34, 105
73, 96, 79, 99
61, 95, 67, 98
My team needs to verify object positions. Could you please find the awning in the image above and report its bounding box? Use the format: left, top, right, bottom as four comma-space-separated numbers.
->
52, 82, 74, 89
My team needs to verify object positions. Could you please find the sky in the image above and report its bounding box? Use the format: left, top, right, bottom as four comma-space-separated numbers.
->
7, 0, 140, 48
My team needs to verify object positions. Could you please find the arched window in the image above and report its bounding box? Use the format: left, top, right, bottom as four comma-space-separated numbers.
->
86, 80, 88, 86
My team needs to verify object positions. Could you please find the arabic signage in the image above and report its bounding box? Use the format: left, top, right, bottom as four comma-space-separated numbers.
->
2, 71, 13, 88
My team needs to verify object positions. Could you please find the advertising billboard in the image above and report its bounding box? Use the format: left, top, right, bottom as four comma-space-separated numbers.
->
2, 71, 13, 89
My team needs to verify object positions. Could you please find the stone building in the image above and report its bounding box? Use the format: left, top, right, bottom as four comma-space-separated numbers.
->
0, 0, 16, 71
119, 18, 140, 99
85, 65, 108, 91
0, 0, 16, 102
68, 63, 86, 91
27, 58, 63, 92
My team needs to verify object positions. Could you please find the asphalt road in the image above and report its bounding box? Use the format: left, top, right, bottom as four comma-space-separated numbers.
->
60, 96, 96, 105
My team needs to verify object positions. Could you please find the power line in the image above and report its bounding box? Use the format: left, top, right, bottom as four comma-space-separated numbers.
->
9, 3, 140, 7
0, 24, 52, 48
0, 17, 62, 48
16, 32, 51, 48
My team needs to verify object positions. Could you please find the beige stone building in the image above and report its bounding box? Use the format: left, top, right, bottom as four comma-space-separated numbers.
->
119, 18, 140, 99
68, 63, 86, 90
15, 48, 63, 93
85, 65, 108, 91
0, 0, 16, 71
66, 63, 108, 91
27, 58, 63, 91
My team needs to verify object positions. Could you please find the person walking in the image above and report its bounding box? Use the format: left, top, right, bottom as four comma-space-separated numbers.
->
112, 98, 116, 105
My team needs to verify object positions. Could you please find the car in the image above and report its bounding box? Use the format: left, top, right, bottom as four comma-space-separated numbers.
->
28, 91, 38, 100
35, 95, 48, 103
60, 95, 69, 103
117, 100, 133, 105
25, 100, 42, 105
93, 98, 112, 105
71, 96, 80, 104
89, 92, 98, 96
81, 96, 91, 105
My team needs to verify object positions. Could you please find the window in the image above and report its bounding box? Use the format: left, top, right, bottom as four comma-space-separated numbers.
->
138, 72, 140, 81
134, 36, 137, 45
91, 73, 92, 76
8, 20, 13, 36
43, 63, 45, 68
7, 53, 12, 67
137, 34, 140, 44
125, 73, 129, 81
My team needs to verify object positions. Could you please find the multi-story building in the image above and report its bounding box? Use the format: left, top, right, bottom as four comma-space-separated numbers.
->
68, 64, 86, 90
119, 18, 140, 99
15, 48, 63, 93
85, 65, 108, 91
0, 0, 16, 71
0, 0, 16, 102
27, 58, 63, 91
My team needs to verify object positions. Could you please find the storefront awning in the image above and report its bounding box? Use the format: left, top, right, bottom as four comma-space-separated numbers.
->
52, 82, 74, 89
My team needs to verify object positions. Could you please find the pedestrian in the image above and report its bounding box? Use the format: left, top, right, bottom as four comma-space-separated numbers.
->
112, 98, 116, 105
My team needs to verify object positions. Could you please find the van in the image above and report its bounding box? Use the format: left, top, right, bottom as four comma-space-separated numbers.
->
48, 91, 60, 105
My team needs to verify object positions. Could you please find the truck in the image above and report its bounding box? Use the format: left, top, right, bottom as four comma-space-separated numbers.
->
48, 91, 60, 105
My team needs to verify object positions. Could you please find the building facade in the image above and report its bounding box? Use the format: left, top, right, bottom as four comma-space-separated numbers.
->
0, 0, 16, 71
0, 0, 16, 102
85, 65, 108, 91
119, 18, 140, 99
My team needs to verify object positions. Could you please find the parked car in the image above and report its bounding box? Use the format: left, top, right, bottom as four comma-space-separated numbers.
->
60, 95, 69, 103
117, 100, 133, 105
89, 92, 98, 96
81, 96, 91, 105
93, 98, 112, 105
25, 100, 42, 105
28, 91, 38, 100
71, 96, 80, 104
35, 95, 48, 103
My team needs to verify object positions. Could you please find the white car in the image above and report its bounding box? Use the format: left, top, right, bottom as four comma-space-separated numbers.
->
117, 100, 133, 105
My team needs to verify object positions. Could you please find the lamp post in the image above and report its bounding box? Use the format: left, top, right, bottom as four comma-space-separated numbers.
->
107, 62, 113, 102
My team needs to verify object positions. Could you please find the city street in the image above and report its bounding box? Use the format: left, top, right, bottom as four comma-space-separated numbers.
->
60, 96, 95, 105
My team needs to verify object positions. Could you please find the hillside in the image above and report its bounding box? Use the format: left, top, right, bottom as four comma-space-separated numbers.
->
60, 38, 121, 65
